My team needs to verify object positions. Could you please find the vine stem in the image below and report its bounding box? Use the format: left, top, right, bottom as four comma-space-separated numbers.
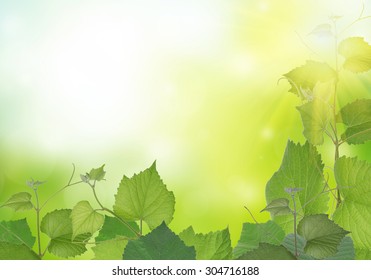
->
327, 17, 342, 209
40, 164, 82, 210
91, 183, 141, 237
290, 194, 298, 258
244, 206, 259, 224
33, 188, 42, 257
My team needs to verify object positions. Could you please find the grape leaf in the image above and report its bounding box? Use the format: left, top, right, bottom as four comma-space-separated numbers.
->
233, 221, 285, 259
284, 231, 354, 260
0, 192, 33, 211
88, 164, 106, 181
309, 23, 333, 37
93, 238, 128, 260
297, 99, 331, 145
48, 233, 90, 258
356, 249, 371, 259
123, 222, 195, 260
95, 216, 139, 242
338, 37, 371, 73
333, 157, 371, 259
325, 236, 355, 260
179, 227, 232, 260
237, 243, 296, 260
0, 219, 35, 248
0, 242, 40, 260
70, 201, 104, 239
41, 209, 91, 258
261, 198, 291, 216
113, 161, 175, 230
283, 61, 336, 99
265, 141, 328, 232
297, 214, 349, 259
337, 99, 371, 145
282, 234, 315, 260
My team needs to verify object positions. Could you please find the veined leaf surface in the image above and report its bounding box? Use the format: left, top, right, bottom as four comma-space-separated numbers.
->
337, 99, 371, 145
41, 209, 91, 258
113, 162, 175, 230
179, 227, 232, 260
123, 222, 195, 260
265, 141, 328, 232
333, 157, 371, 259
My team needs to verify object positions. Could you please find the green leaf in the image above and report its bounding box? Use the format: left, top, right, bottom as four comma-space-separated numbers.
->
261, 198, 291, 216
113, 161, 175, 230
325, 236, 355, 260
309, 23, 333, 37
356, 249, 371, 260
0, 242, 40, 260
333, 157, 371, 259
70, 201, 104, 239
1, 192, 33, 211
283, 234, 354, 260
233, 221, 285, 259
95, 216, 139, 242
265, 141, 328, 232
48, 233, 90, 258
41, 209, 72, 239
283, 61, 336, 99
238, 243, 296, 260
123, 222, 195, 260
282, 234, 315, 260
93, 239, 128, 260
0, 219, 35, 248
41, 209, 91, 258
297, 99, 331, 145
88, 164, 106, 181
337, 99, 371, 145
338, 37, 371, 73
179, 227, 232, 260
297, 214, 349, 259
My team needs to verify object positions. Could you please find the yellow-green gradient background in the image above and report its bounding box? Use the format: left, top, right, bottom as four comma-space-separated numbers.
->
0, 0, 370, 259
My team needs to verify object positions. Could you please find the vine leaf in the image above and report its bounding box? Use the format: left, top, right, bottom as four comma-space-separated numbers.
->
338, 37, 371, 73
0, 242, 40, 260
233, 221, 285, 259
113, 161, 175, 230
297, 214, 349, 259
261, 198, 291, 216
88, 164, 106, 181
282, 234, 315, 260
297, 99, 331, 145
0, 192, 33, 211
237, 243, 296, 260
93, 216, 138, 259
93, 239, 128, 260
0, 219, 35, 248
309, 23, 333, 37
265, 141, 328, 232
325, 236, 355, 260
333, 157, 371, 259
337, 99, 371, 145
179, 227, 232, 260
95, 216, 139, 242
70, 201, 104, 240
41, 209, 91, 258
123, 222, 196, 260
283, 61, 336, 99
284, 222, 353, 260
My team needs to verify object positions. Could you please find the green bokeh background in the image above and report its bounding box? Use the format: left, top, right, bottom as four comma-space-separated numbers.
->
0, 0, 370, 259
